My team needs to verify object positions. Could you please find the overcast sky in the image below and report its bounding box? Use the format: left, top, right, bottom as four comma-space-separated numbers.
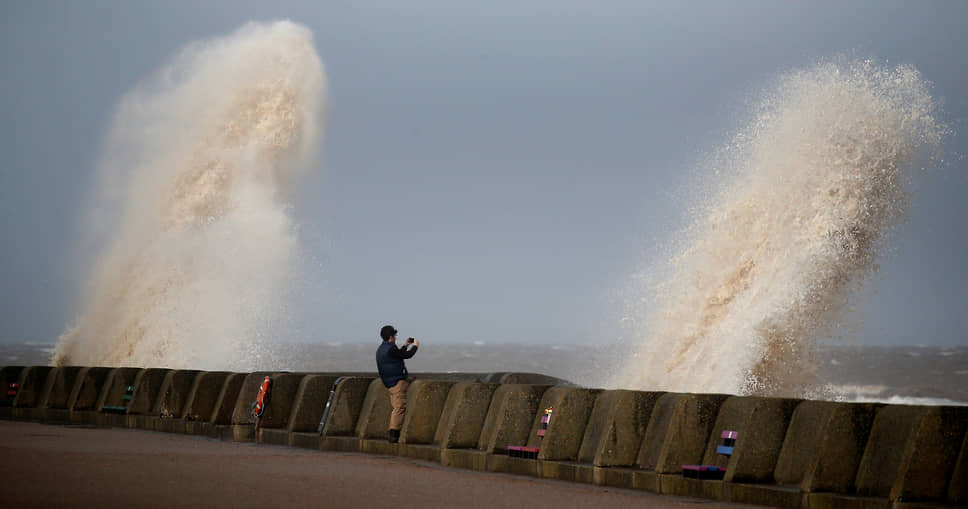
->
2, 1, 967, 346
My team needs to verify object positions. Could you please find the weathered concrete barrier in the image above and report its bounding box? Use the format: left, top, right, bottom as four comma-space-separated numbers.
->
179, 371, 232, 434
226, 372, 274, 442
67, 367, 113, 425
950, 430, 968, 505
37, 366, 87, 423
659, 396, 800, 501
629, 393, 730, 493
276, 374, 342, 449
318, 376, 375, 452
578, 390, 664, 487
433, 382, 499, 451
725, 400, 879, 508
93, 367, 143, 427
255, 373, 311, 445
124, 368, 171, 428
11, 366, 55, 420
191, 372, 245, 437
0, 366, 26, 418
518, 386, 600, 482
440, 383, 549, 471
5, 365, 967, 509
809, 404, 968, 508
395, 380, 458, 461
147, 370, 202, 433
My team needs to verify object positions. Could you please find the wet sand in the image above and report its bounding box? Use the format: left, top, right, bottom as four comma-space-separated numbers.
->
0, 420, 754, 509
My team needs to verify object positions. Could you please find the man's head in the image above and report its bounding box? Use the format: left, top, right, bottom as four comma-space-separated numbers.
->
380, 325, 398, 342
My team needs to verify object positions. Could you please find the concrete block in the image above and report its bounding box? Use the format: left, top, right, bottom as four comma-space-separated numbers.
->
400, 380, 456, 445
806, 492, 891, 509
434, 382, 499, 449
855, 405, 968, 502
321, 436, 360, 453
361, 439, 398, 456
0, 366, 26, 410
398, 444, 441, 463
774, 400, 879, 493
153, 370, 201, 418
258, 428, 292, 446
637, 392, 729, 474
724, 482, 804, 508
949, 429, 968, 504
95, 367, 143, 424
488, 455, 540, 477
632, 470, 661, 493
254, 373, 307, 435
38, 366, 86, 423
702, 396, 801, 483
440, 449, 488, 471
12, 366, 55, 420
356, 379, 391, 440
539, 461, 595, 484
290, 432, 320, 450
658, 474, 724, 500
481, 372, 573, 385
286, 375, 341, 435
67, 367, 112, 423
182, 371, 233, 423
210, 373, 245, 426
526, 386, 600, 461
319, 376, 374, 439
125, 368, 171, 428
577, 389, 664, 467
477, 384, 549, 454
593, 467, 636, 489
229, 372, 274, 426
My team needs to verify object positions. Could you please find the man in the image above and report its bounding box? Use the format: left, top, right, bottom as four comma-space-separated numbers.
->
375, 325, 419, 443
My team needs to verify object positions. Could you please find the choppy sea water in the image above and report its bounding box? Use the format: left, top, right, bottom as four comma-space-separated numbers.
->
3, 342, 966, 406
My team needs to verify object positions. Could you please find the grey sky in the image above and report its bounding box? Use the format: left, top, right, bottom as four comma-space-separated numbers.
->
2, 1, 966, 346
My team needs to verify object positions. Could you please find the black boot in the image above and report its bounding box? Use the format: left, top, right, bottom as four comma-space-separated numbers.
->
388, 429, 400, 443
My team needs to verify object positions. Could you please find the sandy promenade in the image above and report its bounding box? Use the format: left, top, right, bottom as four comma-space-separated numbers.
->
0, 420, 754, 509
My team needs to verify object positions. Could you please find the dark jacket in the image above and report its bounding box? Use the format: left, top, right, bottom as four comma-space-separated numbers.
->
376, 341, 418, 388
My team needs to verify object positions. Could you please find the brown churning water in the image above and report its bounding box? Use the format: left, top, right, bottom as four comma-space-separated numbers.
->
612, 59, 945, 396
54, 21, 327, 370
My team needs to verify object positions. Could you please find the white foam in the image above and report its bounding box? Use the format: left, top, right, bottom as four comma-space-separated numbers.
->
612, 59, 945, 396
53, 21, 327, 370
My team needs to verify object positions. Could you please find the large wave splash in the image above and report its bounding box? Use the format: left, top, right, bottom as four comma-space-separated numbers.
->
53, 21, 327, 370
611, 59, 944, 396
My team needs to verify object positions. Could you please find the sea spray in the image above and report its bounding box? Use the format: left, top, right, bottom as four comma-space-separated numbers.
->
612, 59, 944, 396
53, 21, 327, 370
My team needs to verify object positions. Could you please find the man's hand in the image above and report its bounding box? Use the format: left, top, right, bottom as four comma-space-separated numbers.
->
408, 338, 419, 347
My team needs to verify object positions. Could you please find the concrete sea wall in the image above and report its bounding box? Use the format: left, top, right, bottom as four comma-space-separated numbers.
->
1, 364, 965, 508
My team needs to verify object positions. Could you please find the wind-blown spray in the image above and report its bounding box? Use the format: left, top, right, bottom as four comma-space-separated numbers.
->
612, 59, 944, 396
54, 21, 326, 369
